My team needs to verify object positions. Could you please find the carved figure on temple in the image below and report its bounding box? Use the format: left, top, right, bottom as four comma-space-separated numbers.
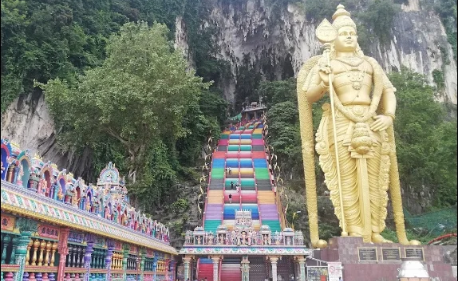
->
29, 170, 40, 191
207, 232, 214, 245
297, 4, 420, 247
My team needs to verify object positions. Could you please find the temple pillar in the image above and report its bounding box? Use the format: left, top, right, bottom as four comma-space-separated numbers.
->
211, 256, 220, 281
152, 255, 158, 281
139, 250, 146, 281
240, 256, 250, 281
164, 259, 170, 281
56, 228, 70, 281
297, 257, 306, 281
14, 232, 33, 281
269, 256, 279, 281
105, 241, 115, 281
83, 235, 94, 281
122, 246, 129, 281
183, 256, 192, 281
169, 260, 175, 281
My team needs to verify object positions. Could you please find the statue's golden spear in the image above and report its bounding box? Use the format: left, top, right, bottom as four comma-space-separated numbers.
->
316, 19, 348, 237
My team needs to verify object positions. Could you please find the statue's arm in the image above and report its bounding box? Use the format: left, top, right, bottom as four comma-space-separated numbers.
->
371, 69, 397, 131
381, 71, 397, 118
381, 88, 396, 117
303, 65, 328, 104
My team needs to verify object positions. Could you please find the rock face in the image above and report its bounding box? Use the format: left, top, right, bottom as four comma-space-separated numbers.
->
1, 91, 94, 180
174, 0, 457, 103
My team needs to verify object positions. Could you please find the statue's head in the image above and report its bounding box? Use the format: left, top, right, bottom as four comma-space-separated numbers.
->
330, 4, 363, 56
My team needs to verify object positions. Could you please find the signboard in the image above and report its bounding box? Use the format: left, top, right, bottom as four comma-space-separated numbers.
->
328, 262, 343, 281
405, 248, 424, 260
358, 247, 378, 261
307, 266, 329, 281
382, 248, 401, 261
37, 224, 60, 240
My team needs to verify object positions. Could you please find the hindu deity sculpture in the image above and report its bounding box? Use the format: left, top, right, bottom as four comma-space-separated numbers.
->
28, 170, 40, 191
297, 4, 420, 247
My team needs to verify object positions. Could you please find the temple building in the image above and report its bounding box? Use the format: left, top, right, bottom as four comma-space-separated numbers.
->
1, 139, 177, 281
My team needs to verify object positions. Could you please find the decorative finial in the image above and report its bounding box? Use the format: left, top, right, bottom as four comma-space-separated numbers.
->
332, 4, 351, 20
331, 3, 357, 31
33, 152, 43, 161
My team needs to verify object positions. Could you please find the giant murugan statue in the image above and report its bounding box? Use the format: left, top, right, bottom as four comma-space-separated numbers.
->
297, 4, 420, 248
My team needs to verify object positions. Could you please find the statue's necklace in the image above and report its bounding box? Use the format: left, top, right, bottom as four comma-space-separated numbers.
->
335, 57, 366, 92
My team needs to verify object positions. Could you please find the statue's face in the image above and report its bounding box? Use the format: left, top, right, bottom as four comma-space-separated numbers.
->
334, 26, 357, 52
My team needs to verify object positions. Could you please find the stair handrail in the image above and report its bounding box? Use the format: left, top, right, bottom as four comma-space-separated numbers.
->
203, 138, 217, 229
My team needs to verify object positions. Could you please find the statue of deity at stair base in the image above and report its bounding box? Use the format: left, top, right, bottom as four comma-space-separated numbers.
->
297, 4, 421, 247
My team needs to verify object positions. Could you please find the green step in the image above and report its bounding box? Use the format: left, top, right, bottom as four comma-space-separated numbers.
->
204, 220, 221, 232
240, 145, 252, 151
220, 134, 229, 139
228, 145, 239, 151
255, 168, 270, 179
224, 178, 255, 188
262, 220, 282, 232
239, 126, 245, 130
211, 168, 224, 179
248, 125, 254, 129
252, 134, 263, 139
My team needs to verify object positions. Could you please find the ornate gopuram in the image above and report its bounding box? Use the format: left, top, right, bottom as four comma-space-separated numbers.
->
1, 139, 177, 281
180, 104, 312, 281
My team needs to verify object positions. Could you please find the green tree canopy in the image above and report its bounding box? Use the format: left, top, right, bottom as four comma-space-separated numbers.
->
37, 22, 213, 207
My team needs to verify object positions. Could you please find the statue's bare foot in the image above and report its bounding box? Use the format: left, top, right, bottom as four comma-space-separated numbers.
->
312, 239, 328, 248
372, 233, 393, 243
349, 232, 361, 237
409, 240, 421, 245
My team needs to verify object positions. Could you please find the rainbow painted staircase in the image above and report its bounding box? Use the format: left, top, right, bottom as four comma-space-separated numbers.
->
198, 120, 285, 279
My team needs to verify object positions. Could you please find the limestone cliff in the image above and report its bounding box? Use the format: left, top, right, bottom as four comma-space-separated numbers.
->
175, 0, 457, 104
1, 91, 94, 180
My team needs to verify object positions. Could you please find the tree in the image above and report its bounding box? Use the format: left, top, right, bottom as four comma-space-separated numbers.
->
390, 67, 457, 207
38, 22, 211, 183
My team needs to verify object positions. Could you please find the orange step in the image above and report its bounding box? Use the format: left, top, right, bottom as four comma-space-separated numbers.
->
257, 191, 276, 204
207, 190, 224, 203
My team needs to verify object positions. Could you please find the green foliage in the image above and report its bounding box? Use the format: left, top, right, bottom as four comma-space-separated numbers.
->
432, 69, 445, 90
170, 198, 190, 213
37, 22, 217, 211
183, 1, 232, 86
303, 0, 400, 47
433, 0, 457, 60
0, 0, 192, 113
389, 67, 457, 207
358, 0, 399, 46
380, 227, 437, 244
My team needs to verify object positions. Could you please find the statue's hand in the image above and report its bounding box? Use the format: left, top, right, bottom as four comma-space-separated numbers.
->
318, 65, 332, 86
370, 115, 393, 131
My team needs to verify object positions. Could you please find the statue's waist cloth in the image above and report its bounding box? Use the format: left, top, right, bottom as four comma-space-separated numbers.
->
316, 104, 390, 236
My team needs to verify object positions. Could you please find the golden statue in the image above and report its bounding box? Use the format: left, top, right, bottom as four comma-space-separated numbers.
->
297, 4, 420, 247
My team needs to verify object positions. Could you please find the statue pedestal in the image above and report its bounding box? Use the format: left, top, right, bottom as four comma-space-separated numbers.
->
310, 237, 456, 281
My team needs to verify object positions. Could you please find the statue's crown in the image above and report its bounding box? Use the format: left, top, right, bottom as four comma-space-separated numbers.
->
332, 4, 357, 32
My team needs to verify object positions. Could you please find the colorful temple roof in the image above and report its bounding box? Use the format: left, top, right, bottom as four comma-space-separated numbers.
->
0, 138, 177, 255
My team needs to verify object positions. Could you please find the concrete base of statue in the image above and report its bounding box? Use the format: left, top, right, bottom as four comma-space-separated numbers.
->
310, 237, 456, 281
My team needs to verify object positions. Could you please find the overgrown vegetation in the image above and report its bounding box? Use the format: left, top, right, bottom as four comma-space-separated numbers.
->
0, 0, 190, 112
431, 0, 457, 60
304, 0, 399, 47
37, 22, 224, 212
